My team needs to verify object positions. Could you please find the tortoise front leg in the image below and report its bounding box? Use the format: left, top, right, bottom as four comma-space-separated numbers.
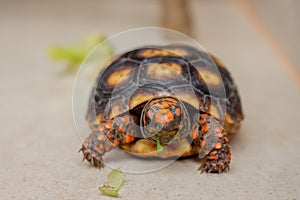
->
80, 114, 136, 168
195, 114, 231, 173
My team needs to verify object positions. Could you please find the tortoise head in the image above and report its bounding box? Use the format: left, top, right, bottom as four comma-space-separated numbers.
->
140, 97, 189, 145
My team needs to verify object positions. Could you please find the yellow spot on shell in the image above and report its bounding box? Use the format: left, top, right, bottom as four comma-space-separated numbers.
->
225, 112, 234, 124
129, 93, 156, 110
209, 53, 225, 68
139, 48, 188, 58
209, 105, 220, 120
111, 105, 122, 118
171, 87, 200, 109
177, 94, 199, 109
106, 68, 131, 87
198, 69, 221, 86
96, 113, 103, 123
168, 48, 189, 57
147, 62, 182, 79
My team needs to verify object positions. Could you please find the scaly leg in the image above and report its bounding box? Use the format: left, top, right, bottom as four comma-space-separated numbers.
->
195, 113, 231, 173
80, 114, 136, 168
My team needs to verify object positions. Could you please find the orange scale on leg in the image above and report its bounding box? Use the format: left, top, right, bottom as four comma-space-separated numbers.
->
202, 124, 209, 132
215, 127, 221, 133
107, 133, 113, 139
94, 146, 104, 155
214, 142, 222, 149
117, 127, 123, 133
201, 140, 206, 147
209, 155, 219, 161
99, 143, 104, 149
105, 141, 111, 147
210, 150, 218, 155
105, 146, 111, 152
105, 123, 112, 130
217, 132, 224, 138
227, 154, 231, 163
125, 135, 134, 144
121, 117, 128, 123
200, 119, 205, 125
113, 140, 119, 147
97, 134, 105, 141
201, 113, 209, 118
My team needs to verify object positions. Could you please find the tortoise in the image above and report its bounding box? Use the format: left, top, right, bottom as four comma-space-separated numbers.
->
80, 44, 243, 173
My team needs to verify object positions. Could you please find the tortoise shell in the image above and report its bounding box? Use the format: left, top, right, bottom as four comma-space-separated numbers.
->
87, 44, 243, 137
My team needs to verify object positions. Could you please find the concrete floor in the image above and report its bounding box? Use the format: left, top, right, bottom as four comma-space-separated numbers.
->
250, 0, 300, 72
1, 0, 300, 199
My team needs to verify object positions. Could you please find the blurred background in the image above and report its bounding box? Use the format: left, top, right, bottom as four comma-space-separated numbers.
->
1, 0, 300, 70
1, 0, 300, 199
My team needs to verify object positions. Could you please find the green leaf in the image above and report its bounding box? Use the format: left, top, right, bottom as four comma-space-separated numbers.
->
107, 168, 125, 189
156, 140, 164, 152
99, 168, 125, 198
99, 185, 119, 197
48, 33, 113, 74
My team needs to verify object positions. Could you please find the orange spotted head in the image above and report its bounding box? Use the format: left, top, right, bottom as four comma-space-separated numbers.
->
141, 97, 189, 144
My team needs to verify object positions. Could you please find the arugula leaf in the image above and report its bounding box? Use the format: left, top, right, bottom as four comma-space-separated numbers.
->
156, 140, 164, 152
99, 168, 125, 198
99, 185, 120, 197
107, 168, 125, 189
48, 33, 113, 74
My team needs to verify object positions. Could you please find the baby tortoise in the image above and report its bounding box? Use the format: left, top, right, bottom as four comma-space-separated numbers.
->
80, 44, 243, 173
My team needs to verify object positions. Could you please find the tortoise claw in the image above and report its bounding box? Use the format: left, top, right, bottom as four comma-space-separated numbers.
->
81, 145, 105, 168
198, 162, 209, 173
90, 156, 104, 168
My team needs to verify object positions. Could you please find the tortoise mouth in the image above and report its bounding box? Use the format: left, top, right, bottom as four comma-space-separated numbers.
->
149, 129, 180, 144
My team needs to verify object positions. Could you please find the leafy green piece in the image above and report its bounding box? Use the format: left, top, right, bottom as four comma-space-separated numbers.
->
48, 33, 113, 74
99, 168, 125, 198
156, 140, 164, 152
99, 185, 120, 197
107, 168, 125, 189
